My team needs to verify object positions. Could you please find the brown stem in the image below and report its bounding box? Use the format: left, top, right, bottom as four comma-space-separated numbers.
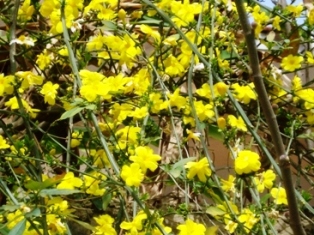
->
234, 1, 306, 234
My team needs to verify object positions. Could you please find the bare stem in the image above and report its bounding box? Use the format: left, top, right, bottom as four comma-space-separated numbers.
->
234, 1, 305, 234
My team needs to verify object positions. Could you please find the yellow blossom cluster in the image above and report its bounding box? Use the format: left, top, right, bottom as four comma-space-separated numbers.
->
0, 1, 311, 234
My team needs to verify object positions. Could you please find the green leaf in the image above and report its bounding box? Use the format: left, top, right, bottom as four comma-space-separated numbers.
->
85, 104, 97, 110
298, 132, 314, 141
25, 178, 60, 190
169, 168, 182, 178
172, 157, 196, 170
39, 189, 81, 197
0, 205, 21, 212
72, 97, 84, 104
59, 107, 84, 120
101, 20, 117, 30
67, 217, 95, 231
8, 219, 26, 235
0, 227, 9, 235
207, 125, 223, 141
169, 157, 196, 178
206, 206, 226, 217
260, 193, 271, 204
102, 193, 113, 211
25, 208, 41, 218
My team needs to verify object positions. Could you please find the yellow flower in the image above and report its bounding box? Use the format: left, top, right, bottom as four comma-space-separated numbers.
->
308, 9, 314, 25
5, 97, 39, 118
46, 214, 66, 234
217, 117, 226, 130
177, 218, 206, 235
296, 88, 314, 109
140, 24, 161, 43
306, 51, 314, 64
231, 82, 257, 104
86, 35, 106, 51
118, 9, 126, 21
251, 5, 270, 35
40, 82, 59, 105
292, 75, 302, 91
120, 211, 147, 234
149, 92, 169, 113
196, 83, 211, 98
273, 16, 281, 30
90, 149, 110, 168
185, 158, 212, 182
18, 0, 35, 21
168, 88, 186, 109
225, 219, 238, 234
285, 4, 304, 17
234, 150, 261, 175
171, 1, 202, 27
196, 82, 228, 99
58, 47, 69, 57
115, 126, 141, 150
47, 197, 69, 213
129, 146, 161, 174
83, 172, 106, 196
0, 74, 14, 96
164, 55, 185, 76
130, 106, 148, 120
93, 214, 117, 235
16, 71, 44, 90
186, 129, 201, 141
121, 163, 144, 187
36, 49, 51, 70
221, 175, 235, 192
281, 54, 303, 72
228, 115, 247, 132
70, 131, 82, 148
271, 187, 288, 205
214, 82, 228, 96
0, 135, 10, 149
110, 103, 133, 123
255, 169, 276, 193
238, 208, 259, 233
57, 172, 83, 189
194, 101, 214, 122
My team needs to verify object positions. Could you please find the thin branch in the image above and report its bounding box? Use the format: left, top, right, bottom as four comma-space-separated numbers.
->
234, 1, 306, 234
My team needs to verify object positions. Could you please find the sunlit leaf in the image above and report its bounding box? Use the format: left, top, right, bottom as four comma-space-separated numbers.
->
206, 206, 226, 216
24, 178, 60, 190
39, 189, 81, 196
206, 226, 219, 235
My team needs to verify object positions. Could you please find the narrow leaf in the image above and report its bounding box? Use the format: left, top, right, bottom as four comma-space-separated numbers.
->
206, 206, 226, 216
59, 107, 84, 120
8, 219, 26, 235
67, 218, 95, 231
39, 189, 81, 196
